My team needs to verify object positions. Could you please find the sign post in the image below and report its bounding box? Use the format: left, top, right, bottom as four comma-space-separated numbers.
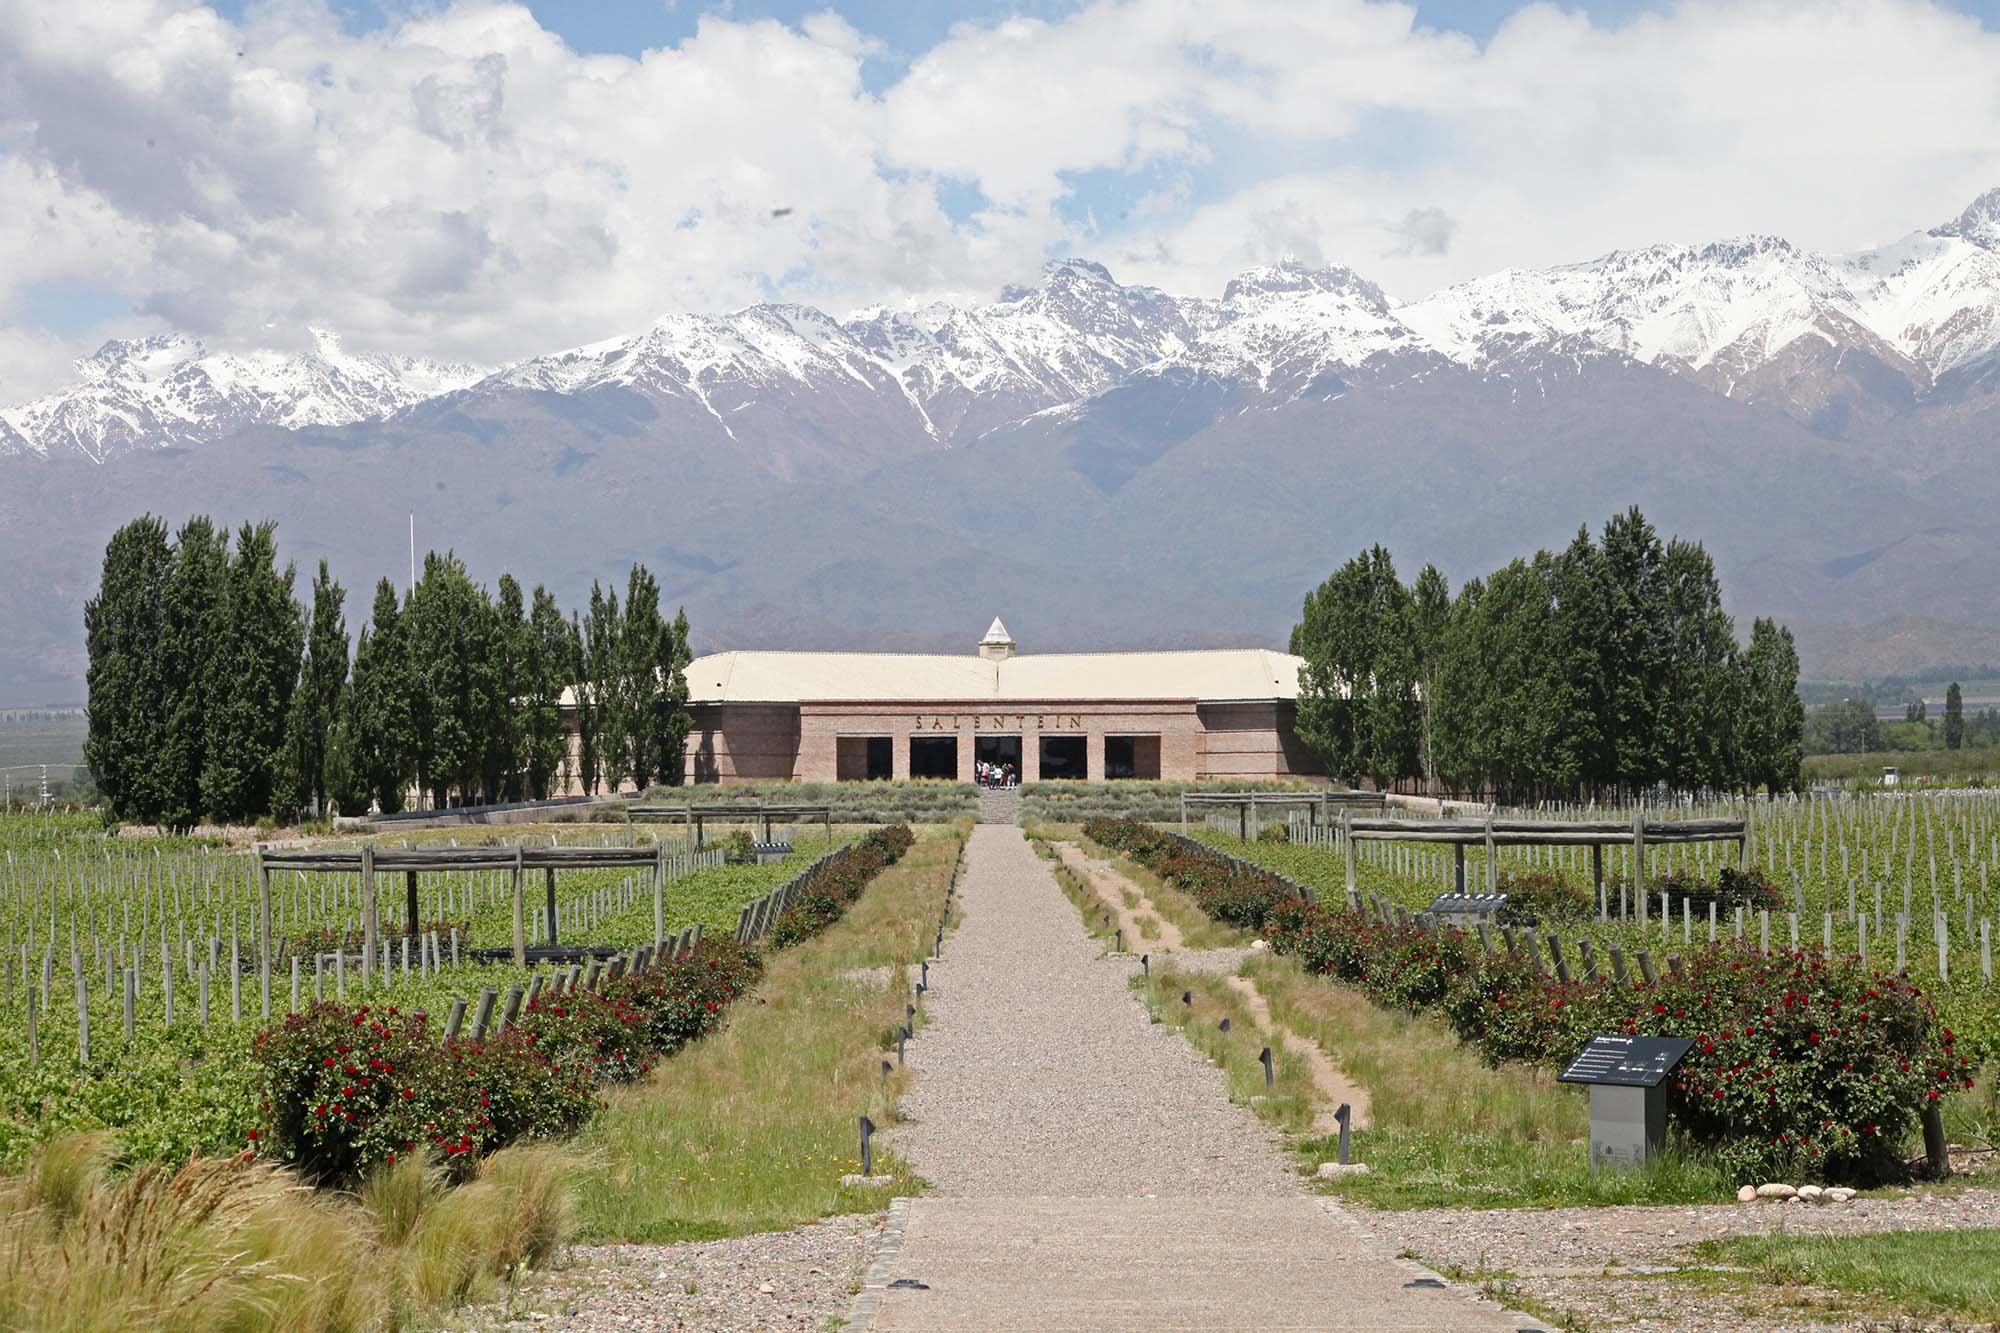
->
1557, 1034, 1693, 1171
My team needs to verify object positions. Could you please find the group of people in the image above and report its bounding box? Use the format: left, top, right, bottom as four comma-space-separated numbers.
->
975, 759, 1017, 788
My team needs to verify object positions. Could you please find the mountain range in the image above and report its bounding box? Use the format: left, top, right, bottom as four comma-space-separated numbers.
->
5, 190, 2000, 701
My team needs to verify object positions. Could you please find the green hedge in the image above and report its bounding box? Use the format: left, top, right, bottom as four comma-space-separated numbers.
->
1023, 779, 1323, 824
632, 780, 975, 823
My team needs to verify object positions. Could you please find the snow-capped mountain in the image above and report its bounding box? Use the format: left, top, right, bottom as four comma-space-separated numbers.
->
0, 330, 482, 462
8, 191, 2000, 462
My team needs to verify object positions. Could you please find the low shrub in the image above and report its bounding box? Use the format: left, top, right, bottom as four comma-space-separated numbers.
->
1495, 870, 1592, 924
1101, 824, 1960, 1187
1085, 818, 1298, 930
767, 824, 915, 947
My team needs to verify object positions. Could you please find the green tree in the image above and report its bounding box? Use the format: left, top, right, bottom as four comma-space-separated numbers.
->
276, 561, 348, 817
1407, 564, 1450, 793
620, 565, 665, 790
1738, 618, 1804, 792
1544, 528, 1610, 797
347, 580, 415, 814
1656, 538, 1739, 792
201, 522, 303, 821
523, 586, 572, 800
1599, 506, 1668, 795
570, 610, 598, 796
1291, 546, 1409, 785
158, 517, 230, 830
1944, 682, 1965, 751
83, 516, 175, 822
582, 582, 624, 793
488, 574, 529, 802
406, 552, 495, 807
658, 607, 693, 788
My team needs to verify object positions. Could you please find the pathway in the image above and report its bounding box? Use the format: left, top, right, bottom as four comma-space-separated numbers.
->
858, 824, 1536, 1331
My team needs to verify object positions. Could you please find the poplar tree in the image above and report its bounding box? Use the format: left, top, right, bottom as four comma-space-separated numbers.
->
276, 561, 348, 817
406, 552, 494, 807
523, 586, 570, 799
1600, 506, 1667, 795
1407, 565, 1450, 793
658, 607, 694, 788
571, 609, 599, 796
488, 574, 529, 801
201, 522, 303, 821
1945, 682, 1966, 751
83, 516, 175, 822
621, 565, 665, 789
1738, 617, 1804, 793
158, 517, 229, 830
347, 579, 414, 814
583, 582, 624, 793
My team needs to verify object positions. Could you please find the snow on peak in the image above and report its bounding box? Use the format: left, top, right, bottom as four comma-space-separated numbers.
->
1, 331, 483, 462
1223, 260, 1388, 314
1933, 186, 2000, 250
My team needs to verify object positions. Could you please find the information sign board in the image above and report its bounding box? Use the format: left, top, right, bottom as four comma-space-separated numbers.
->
1557, 1035, 1693, 1089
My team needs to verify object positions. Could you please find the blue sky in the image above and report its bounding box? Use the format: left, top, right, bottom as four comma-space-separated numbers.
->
220, 0, 2000, 54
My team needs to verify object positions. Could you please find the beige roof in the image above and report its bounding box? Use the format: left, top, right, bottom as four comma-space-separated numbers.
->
682, 648, 1304, 705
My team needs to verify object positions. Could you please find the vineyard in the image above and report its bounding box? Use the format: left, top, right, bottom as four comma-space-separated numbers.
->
0, 810, 846, 1165
1182, 792, 2000, 1069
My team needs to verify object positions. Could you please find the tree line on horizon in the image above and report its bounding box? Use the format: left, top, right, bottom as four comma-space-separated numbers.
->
83, 515, 691, 828
1290, 506, 1805, 802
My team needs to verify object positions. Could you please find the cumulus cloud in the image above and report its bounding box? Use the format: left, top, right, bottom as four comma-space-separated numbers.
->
0, 0, 1997, 397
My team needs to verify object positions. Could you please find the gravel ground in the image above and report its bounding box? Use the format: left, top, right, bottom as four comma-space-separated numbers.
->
888, 824, 1301, 1198
445, 1214, 883, 1332
1364, 1186, 2000, 1331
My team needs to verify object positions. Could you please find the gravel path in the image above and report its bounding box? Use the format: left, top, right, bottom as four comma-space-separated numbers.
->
866, 825, 1530, 1330
890, 825, 1300, 1197
1369, 1186, 2000, 1332
447, 1214, 882, 1332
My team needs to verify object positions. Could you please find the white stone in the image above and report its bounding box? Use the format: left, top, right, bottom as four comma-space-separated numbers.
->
1798, 1185, 1824, 1202
1249, 939, 1270, 952
758, 1283, 775, 1295
1736, 1185, 1759, 1203
1754, 1182, 1797, 1199
1315, 1161, 1372, 1179
840, 1173, 894, 1188
1826, 1188, 1856, 1203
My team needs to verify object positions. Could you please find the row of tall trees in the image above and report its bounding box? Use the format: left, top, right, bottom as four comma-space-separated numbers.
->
1290, 507, 1804, 802
85, 517, 692, 827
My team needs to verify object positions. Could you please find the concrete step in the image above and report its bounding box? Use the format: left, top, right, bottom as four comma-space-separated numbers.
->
976, 788, 1022, 824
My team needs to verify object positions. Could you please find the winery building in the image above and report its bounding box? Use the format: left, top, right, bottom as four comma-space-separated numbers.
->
672, 619, 1322, 784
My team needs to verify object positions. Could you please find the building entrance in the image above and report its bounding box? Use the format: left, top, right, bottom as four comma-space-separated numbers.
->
1039, 734, 1087, 780
975, 734, 1021, 785
910, 735, 960, 779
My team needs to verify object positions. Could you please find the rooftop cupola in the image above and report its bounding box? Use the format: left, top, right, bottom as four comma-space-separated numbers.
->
978, 616, 1017, 662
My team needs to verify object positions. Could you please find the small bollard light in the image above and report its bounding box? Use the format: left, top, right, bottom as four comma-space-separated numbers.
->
881, 1058, 893, 1077
897, 1026, 908, 1064
1219, 1017, 1231, 1034
1114, 927, 1123, 952
907, 1002, 917, 1022
916, 981, 927, 998
920, 960, 929, 988
859, 1114, 876, 1176
1141, 953, 1150, 977
1181, 989, 1191, 1007
1259, 1046, 1274, 1088
1335, 1102, 1353, 1165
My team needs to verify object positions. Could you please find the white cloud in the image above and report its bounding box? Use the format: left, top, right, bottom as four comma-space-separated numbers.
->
0, 0, 1997, 397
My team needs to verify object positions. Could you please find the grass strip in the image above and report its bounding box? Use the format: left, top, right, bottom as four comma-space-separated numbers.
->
572, 825, 965, 1242
1242, 951, 1731, 1208
1133, 963, 1318, 1136
1079, 834, 1245, 948
1692, 1228, 2000, 1324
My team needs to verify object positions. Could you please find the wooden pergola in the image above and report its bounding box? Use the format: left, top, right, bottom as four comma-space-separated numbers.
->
1338, 813, 1749, 900
255, 842, 675, 1002
628, 803, 835, 850
1178, 789, 1387, 840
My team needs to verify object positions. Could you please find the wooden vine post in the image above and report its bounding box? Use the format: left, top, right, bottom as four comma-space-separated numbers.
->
511, 845, 527, 966
1342, 810, 1357, 897
652, 838, 666, 954
1631, 809, 1647, 901
360, 844, 377, 987
257, 849, 272, 1018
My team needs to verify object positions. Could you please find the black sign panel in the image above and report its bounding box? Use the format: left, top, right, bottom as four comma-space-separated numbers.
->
1557, 1034, 1694, 1088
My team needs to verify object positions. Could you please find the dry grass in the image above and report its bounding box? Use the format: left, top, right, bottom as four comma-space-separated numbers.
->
573, 825, 966, 1242
0, 1134, 581, 1331
1135, 964, 1319, 1136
